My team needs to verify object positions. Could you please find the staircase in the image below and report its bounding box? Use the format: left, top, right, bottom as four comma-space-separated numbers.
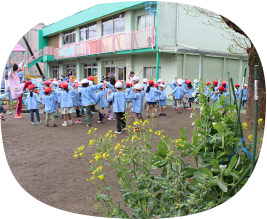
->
26, 46, 54, 68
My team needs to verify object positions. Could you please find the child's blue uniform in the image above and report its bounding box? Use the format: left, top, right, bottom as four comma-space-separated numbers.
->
171, 86, 185, 100
159, 90, 167, 106
203, 86, 211, 97
78, 84, 102, 106
242, 88, 248, 101
95, 89, 108, 108
58, 90, 74, 108
72, 90, 82, 107
125, 87, 132, 103
187, 87, 195, 98
108, 91, 126, 112
41, 93, 57, 113
130, 92, 144, 114
25, 93, 41, 109
145, 87, 161, 103
234, 88, 240, 101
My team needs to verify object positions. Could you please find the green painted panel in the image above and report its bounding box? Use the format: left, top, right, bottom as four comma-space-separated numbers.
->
38, 29, 48, 50
116, 48, 153, 54
42, 55, 55, 62
42, 1, 146, 36
28, 57, 43, 68
185, 55, 199, 80
225, 58, 240, 83
203, 56, 224, 81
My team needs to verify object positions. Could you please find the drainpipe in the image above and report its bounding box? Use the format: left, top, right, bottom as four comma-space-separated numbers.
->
156, 1, 160, 81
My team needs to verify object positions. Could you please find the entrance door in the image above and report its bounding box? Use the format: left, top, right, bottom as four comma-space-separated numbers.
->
118, 67, 126, 81
105, 67, 115, 78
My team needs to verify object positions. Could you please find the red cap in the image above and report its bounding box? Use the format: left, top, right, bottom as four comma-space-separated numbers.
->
126, 83, 131, 87
51, 79, 54, 81
155, 83, 159, 87
44, 88, 51, 93
219, 86, 226, 91
61, 82, 69, 89
162, 81, 165, 84
187, 80, 192, 84
221, 81, 227, 86
89, 76, 94, 81
23, 79, 26, 83
44, 81, 51, 86
213, 80, 218, 86
206, 81, 211, 85
235, 83, 240, 87
75, 83, 80, 88
67, 79, 69, 83
148, 80, 154, 86
28, 84, 35, 90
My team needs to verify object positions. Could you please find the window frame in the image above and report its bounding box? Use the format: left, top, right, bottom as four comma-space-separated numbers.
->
137, 14, 155, 30
102, 13, 125, 37
62, 29, 76, 45
80, 23, 97, 42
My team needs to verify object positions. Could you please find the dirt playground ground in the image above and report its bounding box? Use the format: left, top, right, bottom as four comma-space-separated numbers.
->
1, 106, 262, 217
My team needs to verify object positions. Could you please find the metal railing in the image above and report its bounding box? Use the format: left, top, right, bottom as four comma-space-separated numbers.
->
26, 27, 155, 64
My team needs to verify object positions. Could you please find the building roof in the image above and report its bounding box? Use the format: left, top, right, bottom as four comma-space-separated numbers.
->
42, 1, 146, 37
13, 44, 26, 52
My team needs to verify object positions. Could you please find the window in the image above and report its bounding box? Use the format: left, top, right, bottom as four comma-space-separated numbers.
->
105, 67, 115, 77
80, 24, 97, 41
52, 66, 59, 79
102, 13, 125, 36
118, 67, 126, 81
84, 63, 98, 78
66, 64, 76, 76
144, 67, 161, 80
62, 29, 76, 45
137, 14, 155, 30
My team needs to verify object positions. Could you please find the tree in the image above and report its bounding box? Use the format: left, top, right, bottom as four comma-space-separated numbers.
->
183, 5, 265, 125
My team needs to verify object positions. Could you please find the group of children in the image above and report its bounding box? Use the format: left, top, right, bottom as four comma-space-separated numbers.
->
19, 72, 248, 134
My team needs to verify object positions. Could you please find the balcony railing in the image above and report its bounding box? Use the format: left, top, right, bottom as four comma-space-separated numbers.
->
26, 27, 155, 65
54, 27, 155, 60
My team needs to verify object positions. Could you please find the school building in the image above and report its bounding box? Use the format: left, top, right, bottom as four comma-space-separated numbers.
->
26, 1, 248, 87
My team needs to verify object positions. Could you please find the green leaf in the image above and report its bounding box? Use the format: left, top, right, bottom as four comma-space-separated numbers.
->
217, 180, 228, 193
194, 171, 205, 183
193, 144, 202, 156
228, 155, 238, 170
156, 141, 168, 158
151, 156, 167, 168
199, 167, 213, 179
182, 168, 197, 177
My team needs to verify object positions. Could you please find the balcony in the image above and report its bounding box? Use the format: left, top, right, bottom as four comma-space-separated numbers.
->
54, 27, 155, 60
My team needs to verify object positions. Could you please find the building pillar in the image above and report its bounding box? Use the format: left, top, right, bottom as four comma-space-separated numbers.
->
182, 53, 186, 79
238, 59, 243, 84
198, 54, 204, 80
75, 27, 80, 44
59, 63, 64, 79
76, 61, 81, 81
222, 57, 226, 80
97, 60, 103, 82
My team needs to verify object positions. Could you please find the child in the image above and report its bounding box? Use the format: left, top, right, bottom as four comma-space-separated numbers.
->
25, 84, 41, 124
41, 87, 57, 127
158, 84, 167, 116
58, 82, 74, 126
130, 84, 144, 122
72, 83, 82, 124
242, 84, 248, 108
105, 77, 116, 120
125, 83, 132, 110
234, 83, 240, 102
107, 81, 126, 134
185, 80, 195, 110
79, 79, 102, 127
169, 79, 185, 114
154, 83, 160, 113
95, 83, 108, 124
145, 80, 161, 118
167, 79, 178, 110
204, 81, 211, 103
218, 85, 229, 104
0, 93, 8, 120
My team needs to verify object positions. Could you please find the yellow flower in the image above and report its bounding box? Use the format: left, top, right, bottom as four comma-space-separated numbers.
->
94, 128, 97, 131
122, 153, 126, 157
162, 135, 165, 139
149, 129, 152, 133
109, 130, 112, 133
134, 121, 140, 126
103, 153, 108, 159
260, 138, 263, 142
74, 151, 77, 154
242, 122, 248, 130
122, 158, 126, 162
90, 176, 95, 181
258, 118, 264, 125
105, 133, 109, 138
98, 174, 104, 180
74, 154, 78, 158
79, 153, 83, 156
128, 126, 132, 128
92, 170, 96, 175
248, 135, 253, 141
89, 160, 94, 164
259, 148, 261, 152
94, 153, 101, 160
89, 139, 94, 145
121, 140, 125, 143
114, 146, 119, 151
88, 129, 92, 134
113, 134, 117, 138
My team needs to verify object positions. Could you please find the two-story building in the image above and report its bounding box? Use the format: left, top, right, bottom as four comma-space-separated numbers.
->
27, 1, 248, 86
